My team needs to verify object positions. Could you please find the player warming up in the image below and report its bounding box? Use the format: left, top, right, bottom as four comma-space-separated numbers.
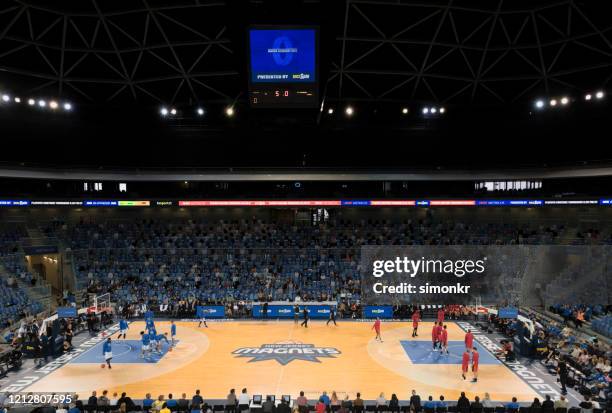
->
140, 331, 151, 359
118, 318, 129, 339
471, 347, 479, 382
461, 350, 470, 380
170, 320, 177, 347
437, 307, 445, 323
465, 329, 474, 352
102, 337, 113, 369
156, 332, 170, 352
198, 315, 208, 328
439, 324, 449, 354
148, 328, 158, 354
145, 317, 155, 332
411, 309, 420, 337
372, 318, 383, 342
432, 322, 442, 350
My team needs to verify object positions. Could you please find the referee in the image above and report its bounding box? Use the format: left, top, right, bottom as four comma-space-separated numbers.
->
294, 305, 300, 324
300, 308, 309, 328
326, 306, 337, 326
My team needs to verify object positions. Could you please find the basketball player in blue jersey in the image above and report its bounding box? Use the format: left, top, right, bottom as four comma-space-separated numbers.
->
102, 337, 113, 369
145, 317, 155, 332
170, 321, 177, 347
148, 328, 158, 353
140, 331, 151, 359
155, 332, 170, 353
118, 318, 129, 339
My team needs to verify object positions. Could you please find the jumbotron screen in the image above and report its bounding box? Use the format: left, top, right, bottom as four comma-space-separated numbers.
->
248, 27, 318, 108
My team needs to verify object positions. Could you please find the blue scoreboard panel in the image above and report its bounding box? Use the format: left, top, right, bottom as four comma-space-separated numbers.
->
248, 27, 318, 108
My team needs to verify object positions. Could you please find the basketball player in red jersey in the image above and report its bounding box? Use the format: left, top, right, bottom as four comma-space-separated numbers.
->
437, 307, 445, 323
431, 322, 439, 350
465, 329, 474, 352
461, 350, 470, 380
372, 318, 383, 342
411, 309, 420, 337
439, 324, 449, 354
471, 347, 479, 382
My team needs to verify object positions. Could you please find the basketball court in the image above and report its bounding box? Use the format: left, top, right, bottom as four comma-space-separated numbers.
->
23, 320, 545, 402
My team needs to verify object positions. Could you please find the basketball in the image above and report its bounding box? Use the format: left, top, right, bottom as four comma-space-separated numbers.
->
100, 364, 106, 369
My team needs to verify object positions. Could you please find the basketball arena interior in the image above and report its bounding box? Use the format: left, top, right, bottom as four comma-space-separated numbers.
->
0, 1, 611, 413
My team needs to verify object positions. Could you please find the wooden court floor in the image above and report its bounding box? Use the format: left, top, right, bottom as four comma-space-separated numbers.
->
25, 321, 538, 401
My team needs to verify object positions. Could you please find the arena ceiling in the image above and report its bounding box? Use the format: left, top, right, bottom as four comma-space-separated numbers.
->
0, 0, 611, 106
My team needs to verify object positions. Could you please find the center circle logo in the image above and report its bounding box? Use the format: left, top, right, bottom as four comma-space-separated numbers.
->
233, 341, 341, 365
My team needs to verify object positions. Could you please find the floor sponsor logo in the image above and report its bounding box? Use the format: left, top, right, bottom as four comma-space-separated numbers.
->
456, 321, 560, 398
233, 342, 340, 365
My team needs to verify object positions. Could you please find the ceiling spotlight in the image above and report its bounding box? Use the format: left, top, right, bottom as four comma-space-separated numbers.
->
422, 107, 429, 114
196, 107, 205, 116
595, 90, 604, 99
28, 98, 35, 106
1, 94, 9, 102
345, 106, 354, 116
560, 97, 569, 105
535, 100, 545, 109
49, 100, 59, 109
327, 107, 334, 115
14, 97, 21, 103
430, 107, 437, 113
38, 100, 46, 107
170, 108, 177, 115
63, 102, 72, 111
585, 94, 592, 101
160, 107, 168, 116
439, 107, 445, 114
402, 107, 409, 114
549, 99, 557, 107
225, 106, 235, 117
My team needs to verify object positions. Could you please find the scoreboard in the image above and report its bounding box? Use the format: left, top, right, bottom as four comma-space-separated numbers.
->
248, 26, 318, 108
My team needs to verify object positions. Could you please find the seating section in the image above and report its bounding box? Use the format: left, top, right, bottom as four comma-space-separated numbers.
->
0, 223, 27, 256
592, 316, 612, 337
43, 218, 569, 307
0, 223, 55, 329
37, 396, 605, 413
0, 273, 43, 328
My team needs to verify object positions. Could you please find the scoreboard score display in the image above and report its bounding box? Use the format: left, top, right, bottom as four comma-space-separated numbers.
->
248, 27, 318, 108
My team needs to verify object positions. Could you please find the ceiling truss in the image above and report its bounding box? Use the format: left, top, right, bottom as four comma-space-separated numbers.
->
0, 0, 610, 105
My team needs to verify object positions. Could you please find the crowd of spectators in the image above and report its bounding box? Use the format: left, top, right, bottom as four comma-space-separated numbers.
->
515, 310, 612, 406
40, 217, 572, 314
0, 224, 44, 326
7, 387, 604, 413
0, 255, 43, 329
0, 223, 27, 256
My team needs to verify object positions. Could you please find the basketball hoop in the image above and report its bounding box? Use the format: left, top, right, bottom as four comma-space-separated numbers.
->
93, 293, 112, 314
